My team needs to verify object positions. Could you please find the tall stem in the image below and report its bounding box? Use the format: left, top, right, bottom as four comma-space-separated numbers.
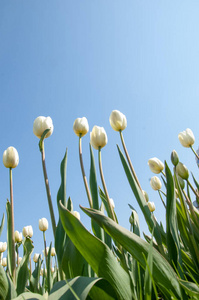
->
158, 190, 166, 208
40, 144, 56, 238
119, 131, 142, 191
98, 148, 116, 222
9, 168, 16, 283
79, 136, 92, 208
190, 146, 199, 160
187, 179, 199, 200
43, 231, 47, 267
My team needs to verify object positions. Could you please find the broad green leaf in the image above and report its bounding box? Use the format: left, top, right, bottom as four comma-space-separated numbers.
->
47, 243, 53, 293
6, 200, 12, 278
16, 238, 34, 295
0, 263, 17, 300
179, 279, 199, 298
29, 255, 42, 294
81, 207, 182, 299
58, 201, 132, 300
13, 292, 45, 300
0, 213, 5, 237
144, 232, 153, 299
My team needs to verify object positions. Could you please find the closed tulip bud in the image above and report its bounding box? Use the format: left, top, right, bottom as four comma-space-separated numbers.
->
3, 147, 19, 169
73, 117, 89, 137
109, 110, 127, 132
42, 247, 49, 256
39, 218, 48, 232
18, 257, 22, 264
22, 225, 33, 238
171, 150, 179, 166
150, 176, 162, 191
73, 211, 80, 220
176, 174, 185, 190
2, 257, 7, 267
90, 126, 108, 150
178, 128, 195, 148
109, 198, 115, 208
51, 267, 55, 273
142, 190, 149, 202
0, 242, 7, 253
176, 162, 189, 180
51, 247, 56, 257
14, 231, 22, 243
148, 201, 156, 212
33, 253, 40, 263
33, 116, 53, 139
148, 158, 164, 174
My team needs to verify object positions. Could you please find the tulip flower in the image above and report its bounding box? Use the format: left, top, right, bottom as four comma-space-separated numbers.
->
0, 242, 7, 253
33, 253, 40, 263
39, 218, 48, 232
178, 128, 195, 148
142, 190, 149, 202
33, 116, 54, 139
171, 150, 179, 166
14, 231, 22, 243
148, 201, 156, 212
73, 117, 89, 137
18, 257, 22, 264
148, 158, 164, 174
109, 110, 127, 132
73, 211, 80, 220
109, 198, 115, 208
51, 247, 56, 257
22, 225, 33, 238
176, 162, 189, 180
2, 257, 7, 267
90, 126, 108, 150
3, 147, 19, 169
150, 176, 162, 191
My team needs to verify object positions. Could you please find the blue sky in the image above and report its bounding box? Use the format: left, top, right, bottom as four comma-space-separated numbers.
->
1, 1, 199, 260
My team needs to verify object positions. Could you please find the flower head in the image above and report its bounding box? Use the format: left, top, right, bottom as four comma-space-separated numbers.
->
33, 253, 40, 263
109, 110, 127, 132
148, 202, 156, 212
73, 117, 89, 137
178, 128, 195, 148
51, 247, 56, 257
148, 158, 164, 174
22, 225, 33, 238
73, 211, 80, 220
3, 147, 19, 169
39, 218, 48, 232
171, 150, 179, 166
90, 126, 108, 150
14, 231, 23, 243
176, 162, 189, 180
33, 116, 53, 139
2, 257, 7, 267
150, 176, 162, 191
0, 242, 7, 253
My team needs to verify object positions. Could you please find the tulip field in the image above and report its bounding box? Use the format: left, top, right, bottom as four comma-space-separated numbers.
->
1, 111, 199, 299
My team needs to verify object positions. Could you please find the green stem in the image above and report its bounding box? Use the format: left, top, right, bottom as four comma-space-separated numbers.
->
79, 136, 92, 208
9, 168, 16, 283
40, 143, 56, 238
119, 131, 142, 191
43, 231, 47, 267
98, 148, 116, 222
158, 190, 166, 208
161, 170, 166, 177
187, 179, 199, 200
190, 146, 199, 160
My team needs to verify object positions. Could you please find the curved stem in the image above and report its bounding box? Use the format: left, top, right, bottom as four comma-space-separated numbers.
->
187, 179, 199, 200
79, 136, 92, 208
9, 168, 16, 283
158, 190, 166, 208
98, 148, 116, 222
119, 131, 142, 191
40, 143, 56, 238
190, 146, 199, 160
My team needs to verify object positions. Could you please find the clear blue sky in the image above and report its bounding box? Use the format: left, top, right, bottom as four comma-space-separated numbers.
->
1, 1, 199, 260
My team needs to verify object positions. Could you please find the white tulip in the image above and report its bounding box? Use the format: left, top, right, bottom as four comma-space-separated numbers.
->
150, 176, 162, 191
90, 126, 108, 150
109, 198, 115, 208
176, 162, 189, 180
2, 257, 7, 267
73, 211, 80, 220
3, 147, 19, 169
148, 158, 164, 174
0, 242, 7, 253
22, 225, 33, 238
33, 253, 40, 263
40, 268, 47, 276
18, 257, 22, 264
109, 110, 127, 132
33, 116, 53, 139
73, 117, 89, 137
148, 202, 156, 212
178, 128, 195, 148
39, 218, 48, 232
142, 190, 149, 202
51, 267, 55, 273
14, 231, 23, 243
51, 247, 56, 257
42, 247, 49, 256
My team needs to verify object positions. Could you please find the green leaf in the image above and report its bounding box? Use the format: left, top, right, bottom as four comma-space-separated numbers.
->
144, 232, 153, 299
81, 207, 182, 299
47, 243, 53, 293
29, 255, 42, 293
6, 200, 12, 278
179, 280, 199, 298
0, 263, 17, 300
16, 238, 34, 295
58, 201, 132, 300
13, 292, 45, 300
0, 213, 5, 238
129, 204, 140, 236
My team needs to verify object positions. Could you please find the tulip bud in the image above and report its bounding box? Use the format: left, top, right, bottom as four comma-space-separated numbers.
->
109, 198, 115, 208
2, 257, 7, 267
73, 117, 89, 137
42, 247, 49, 256
22, 225, 33, 238
176, 174, 185, 190
171, 150, 179, 166
33, 253, 40, 263
14, 231, 23, 243
18, 257, 22, 264
0, 242, 7, 253
148, 158, 164, 174
33, 116, 53, 139
73, 211, 80, 220
51, 267, 55, 273
109, 110, 127, 132
3, 147, 19, 169
90, 126, 108, 150
148, 202, 156, 212
150, 176, 162, 191
39, 218, 48, 232
176, 162, 189, 180
51, 247, 56, 257
142, 190, 149, 202
178, 128, 195, 148
40, 268, 47, 276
